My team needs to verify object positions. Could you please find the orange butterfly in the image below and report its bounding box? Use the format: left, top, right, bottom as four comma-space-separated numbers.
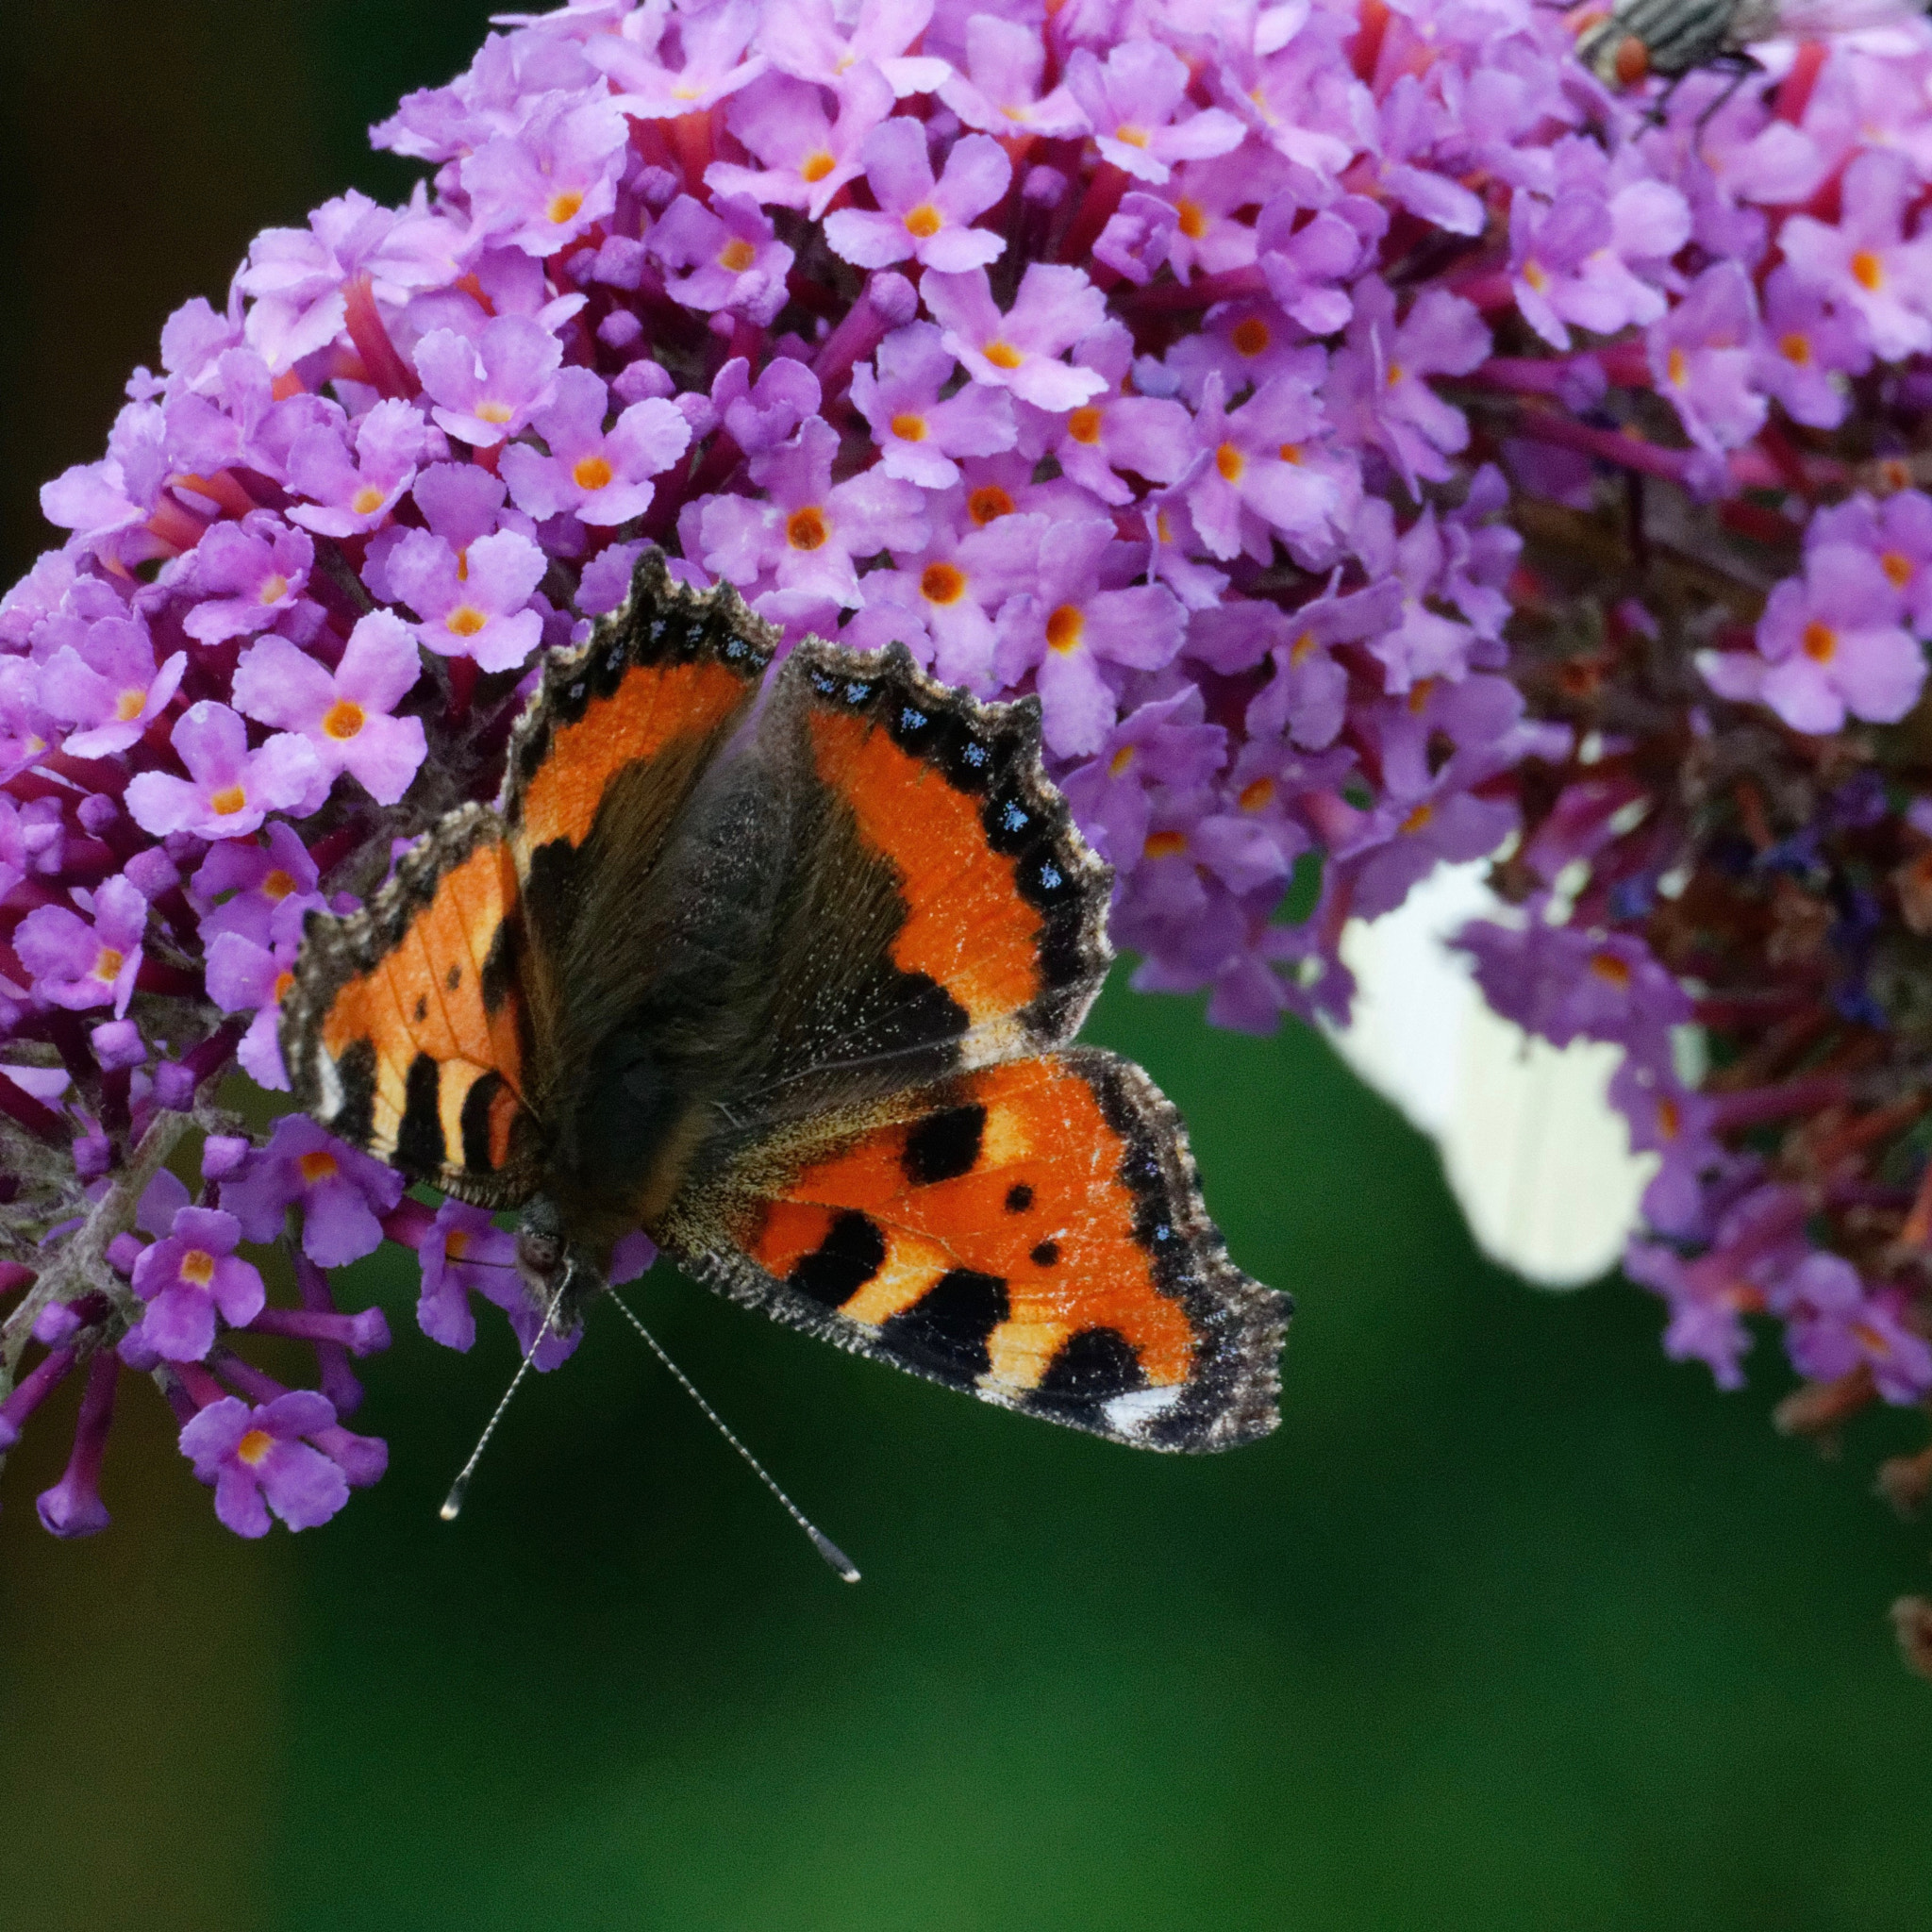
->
282, 552, 1286, 1451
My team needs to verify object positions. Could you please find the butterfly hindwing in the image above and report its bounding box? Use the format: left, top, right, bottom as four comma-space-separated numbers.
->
663, 1049, 1287, 1450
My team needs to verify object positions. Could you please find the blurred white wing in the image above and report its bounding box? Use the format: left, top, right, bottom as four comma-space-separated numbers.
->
1324, 863, 1656, 1289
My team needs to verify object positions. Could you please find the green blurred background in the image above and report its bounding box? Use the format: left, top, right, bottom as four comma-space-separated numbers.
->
2, 8, 1929, 1928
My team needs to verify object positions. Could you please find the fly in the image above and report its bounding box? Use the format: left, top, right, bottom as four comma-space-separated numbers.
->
1574, 0, 1924, 90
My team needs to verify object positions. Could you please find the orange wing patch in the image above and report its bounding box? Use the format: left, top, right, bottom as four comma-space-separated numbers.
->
741, 1055, 1195, 1404
282, 807, 542, 1207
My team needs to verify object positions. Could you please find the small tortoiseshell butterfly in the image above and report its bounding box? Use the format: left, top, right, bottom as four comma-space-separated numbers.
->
281, 553, 1287, 1451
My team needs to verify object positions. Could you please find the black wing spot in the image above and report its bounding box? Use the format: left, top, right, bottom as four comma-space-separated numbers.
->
1029, 1240, 1060, 1267
1038, 1327, 1145, 1401
902, 1104, 986, 1187
446, 964, 461, 991
412, 994, 428, 1024
881, 1268, 1008, 1379
459, 1071, 506, 1173
789, 1210, 887, 1308
331, 1038, 377, 1149
396, 1053, 446, 1177
1005, 1183, 1034, 1213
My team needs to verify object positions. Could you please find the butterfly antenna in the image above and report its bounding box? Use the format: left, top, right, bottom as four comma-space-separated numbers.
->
440, 1278, 570, 1522
607, 1289, 860, 1583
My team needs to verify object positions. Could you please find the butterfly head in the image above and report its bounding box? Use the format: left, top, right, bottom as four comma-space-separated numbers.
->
514, 1195, 605, 1331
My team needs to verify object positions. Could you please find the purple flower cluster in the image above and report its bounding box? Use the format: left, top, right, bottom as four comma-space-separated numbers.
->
5, 0, 1932, 1576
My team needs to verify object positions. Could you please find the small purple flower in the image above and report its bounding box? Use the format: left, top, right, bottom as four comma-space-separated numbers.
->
127, 1206, 265, 1363
591, 0, 769, 117
1034, 324, 1192, 508
1062, 42, 1243, 186
1185, 373, 1341, 565
414, 1197, 521, 1355
648, 193, 796, 325
759, 0, 949, 100
707, 68, 894, 219
1751, 265, 1869, 432
851, 323, 1017, 488
233, 613, 426, 806
192, 819, 323, 947
178, 1391, 350, 1538
695, 415, 926, 607
461, 92, 630, 257
125, 701, 323, 840
1782, 150, 1932, 362
414, 315, 563, 448
1060, 690, 1228, 868
923, 264, 1109, 412
1649, 263, 1767, 456
994, 519, 1187, 758
711, 354, 822, 455
285, 397, 427, 537
1700, 544, 1926, 734
15, 874, 148, 1017
386, 525, 548, 674
825, 119, 1009, 274
937, 14, 1087, 138
1624, 1241, 1755, 1392
500, 366, 691, 527
223, 1115, 404, 1269
205, 916, 303, 1091
1778, 1255, 1932, 1405
1333, 279, 1488, 492
180, 514, 316, 644
39, 613, 186, 758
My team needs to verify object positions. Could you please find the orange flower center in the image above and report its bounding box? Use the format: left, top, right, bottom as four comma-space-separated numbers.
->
1779, 331, 1811, 367
1239, 777, 1274, 811
258, 574, 289, 607
920, 562, 967, 605
1114, 124, 1150, 148
1522, 259, 1550, 293
1657, 1096, 1681, 1141
903, 203, 943, 239
983, 340, 1024, 370
1666, 346, 1690, 388
718, 238, 758, 273
1399, 802, 1434, 834
445, 607, 488, 638
1851, 249, 1884, 292
1175, 198, 1207, 241
968, 485, 1014, 525
1590, 952, 1632, 988
1066, 408, 1103, 445
787, 507, 829, 551
263, 869, 295, 901
322, 699, 366, 741
351, 485, 387, 516
1230, 317, 1271, 358
179, 1248, 216, 1288
1108, 745, 1135, 777
1144, 829, 1188, 858
1215, 442, 1244, 482
572, 454, 614, 492
298, 1150, 340, 1185
273, 969, 294, 1003
1883, 550, 1913, 589
801, 150, 835, 183
547, 190, 585, 226
92, 946, 125, 982
891, 412, 928, 442
1289, 629, 1318, 666
475, 399, 513, 425
114, 688, 145, 722
1407, 677, 1436, 714
1386, 360, 1406, 388
209, 786, 247, 817
1045, 605, 1084, 653
237, 1427, 275, 1467
1802, 620, 1837, 662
